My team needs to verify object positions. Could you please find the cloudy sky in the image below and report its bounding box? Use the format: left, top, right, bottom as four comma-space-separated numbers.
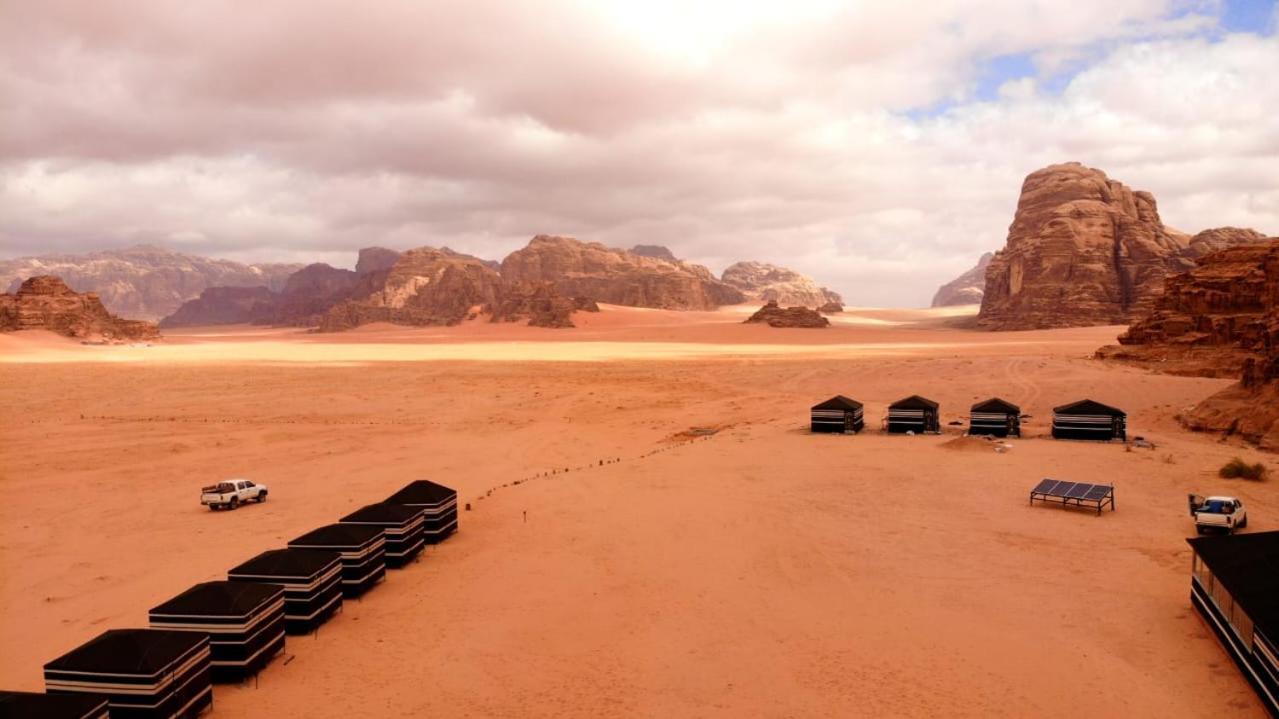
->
1, 0, 1277, 306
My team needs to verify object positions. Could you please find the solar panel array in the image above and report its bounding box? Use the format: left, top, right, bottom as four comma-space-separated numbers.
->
1031, 479, 1112, 501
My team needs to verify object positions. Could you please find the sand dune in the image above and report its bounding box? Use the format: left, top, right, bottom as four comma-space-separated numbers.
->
1, 306, 1275, 717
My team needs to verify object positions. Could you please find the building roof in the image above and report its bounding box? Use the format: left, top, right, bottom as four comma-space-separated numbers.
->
889, 395, 939, 410
1053, 399, 1124, 416
228, 548, 341, 578
385, 479, 456, 505
341, 502, 422, 524
43, 629, 207, 677
149, 581, 283, 618
0, 691, 109, 719
1187, 530, 1279, 641
971, 397, 1020, 414
289, 523, 384, 548
812, 395, 862, 411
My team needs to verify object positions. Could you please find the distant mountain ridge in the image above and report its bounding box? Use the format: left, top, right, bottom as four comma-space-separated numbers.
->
0, 245, 302, 320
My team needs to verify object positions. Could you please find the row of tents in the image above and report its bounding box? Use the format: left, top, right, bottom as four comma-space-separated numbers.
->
811, 395, 1128, 441
2, 479, 458, 718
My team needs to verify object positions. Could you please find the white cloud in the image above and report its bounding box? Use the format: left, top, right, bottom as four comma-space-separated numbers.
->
0, 0, 1276, 306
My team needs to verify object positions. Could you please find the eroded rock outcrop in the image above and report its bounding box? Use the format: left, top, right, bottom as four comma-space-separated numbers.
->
975, 163, 1257, 330
0, 276, 160, 340
1184, 227, 1270, 260
355, 247, 402, 275
743, 300, 830, 328
720, 261, 842, 308
932, 252, 992, 307
500, 235, 745, 310
158, 286, 278, 328
490, 283, 600, 328
818, 301, 844, 314
630, 245, 678, 262
0, 245, 300, 320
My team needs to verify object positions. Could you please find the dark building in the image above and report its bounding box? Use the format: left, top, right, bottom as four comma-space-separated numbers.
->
289, 524, 387, 598
228, 549, 344, 634
44, 629, 212, 719
341, 503, 427, 568
385, 480, 459, 544
886, 395, 940, 434
810, 396, 865, 434
1186, 531, 1279, 716
1051, 399, 1126, 441
0, 690, 109, 719
148, 581, 286, 681
969, 398, 1021, 437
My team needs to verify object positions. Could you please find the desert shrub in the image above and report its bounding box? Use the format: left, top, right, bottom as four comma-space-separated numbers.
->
1219, 457, 1268, 481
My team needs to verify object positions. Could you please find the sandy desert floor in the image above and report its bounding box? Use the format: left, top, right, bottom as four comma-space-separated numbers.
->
1, 305, 1277, 717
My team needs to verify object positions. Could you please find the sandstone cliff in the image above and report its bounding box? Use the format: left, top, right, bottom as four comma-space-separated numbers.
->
0, 245, 300, 320
500, 235, 745, 310
931, 253, 992, 307
743, 301, 830, 328
630, 245, 678, 262
355, 247, 402, 275
490, 283, 600, 328
1174, 241, 1279, 450
976, 163, 1227, 330
0, 276, 160, 340
158, 286, 278, 328
720, 261, 842, 308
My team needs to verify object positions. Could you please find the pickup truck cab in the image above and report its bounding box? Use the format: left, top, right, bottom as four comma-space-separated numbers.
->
202, 479, 268, 511
1188, 494, 1247, 534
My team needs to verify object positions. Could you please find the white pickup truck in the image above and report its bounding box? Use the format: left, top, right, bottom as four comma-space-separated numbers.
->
201, 479, 268, 511
1188, 494, 1248, 534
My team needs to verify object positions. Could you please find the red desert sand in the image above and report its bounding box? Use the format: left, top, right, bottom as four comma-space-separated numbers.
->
1, 304, 1275, 717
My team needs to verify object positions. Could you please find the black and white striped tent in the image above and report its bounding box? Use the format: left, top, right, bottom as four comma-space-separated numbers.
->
228, 549, 344, 634
1051, 399, 1126, 441
341, 503, 426, 568
887, 395, 940, 434
148, 581, 286, 682
0, 690, 109, 719
288, 524, 387, 598
810, 396, 864, 434
969, 398, 1021, 437
384, 480, 458, 544
44, 629, 212, 719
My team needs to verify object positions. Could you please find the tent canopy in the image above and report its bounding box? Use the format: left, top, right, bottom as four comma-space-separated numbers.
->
229, 548, 341, 578
44, 629, 207, 676
1053, 399, 1124, 416
1187, 531, 1279, 642
341, 503, 422, 524
150, 581, 283, 617
812, 395, 862, 411
290, 523, 384, 547
0, 691, 109, 719
890, 395, 939, 410
385, 480, 456, 505
971, 397, 1020, 414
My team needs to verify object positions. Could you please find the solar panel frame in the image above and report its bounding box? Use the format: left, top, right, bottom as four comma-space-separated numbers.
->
1029, 478, 1114, 515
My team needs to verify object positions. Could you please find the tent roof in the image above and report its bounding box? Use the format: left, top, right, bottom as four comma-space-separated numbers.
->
149, 581, 283, 618
289, 523, 384, 548
1187, 531, 1279, 642
341, 502, 421, 524
43, 629, 207, 676
228, 548, 341, 578
812, 395, 862, 411
1053, 399, 1124, 416
971, 397, 1020, 414
385, 479, 456, 504
889, 395, 939, 410
0, 691, 109, 719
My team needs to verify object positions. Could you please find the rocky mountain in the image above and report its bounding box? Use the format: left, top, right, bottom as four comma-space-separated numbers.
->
630, 245, 678, 262
0, 245, 302, 320
500, 235, 745, 310
976, 163, 1268, 330
743, 300, 830, 328
355, 247, 401, 275
158, 286, 278, 328
720, 261, 842, 308
0, 276, 160, 340
931, 252, 992, 307
1173, 240, 1279, 450
1097, 240, 1277, 377
1183, 227, 1270, 260
490, 282, 600, 328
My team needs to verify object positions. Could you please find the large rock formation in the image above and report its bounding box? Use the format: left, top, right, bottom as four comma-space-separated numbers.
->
1184, 227, 1270, 260
720, 261, 842, 308
316, 248, 505, 331
1097, 240, 1277, 377
1178, 241, 1279, 450
974, 163, 1271, 330
630, 245, 678, 262
0, 276, 160, 340
500, 235, 745, 310
355, 247, 402, 275
490, 283, 600, 328
0, 245, 301, 320
158, 286, 278, 328
743, 300, 830, 328
931, 253, 992, 307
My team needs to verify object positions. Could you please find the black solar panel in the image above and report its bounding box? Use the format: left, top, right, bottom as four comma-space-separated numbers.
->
1084, 485, 1112, 501
1031, 479, 1057, 494
1053, 481, 1078, 496
1066, 484, 1092, 499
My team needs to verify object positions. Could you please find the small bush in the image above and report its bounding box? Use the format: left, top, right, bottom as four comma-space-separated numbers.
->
1219, 457, 1268, 481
